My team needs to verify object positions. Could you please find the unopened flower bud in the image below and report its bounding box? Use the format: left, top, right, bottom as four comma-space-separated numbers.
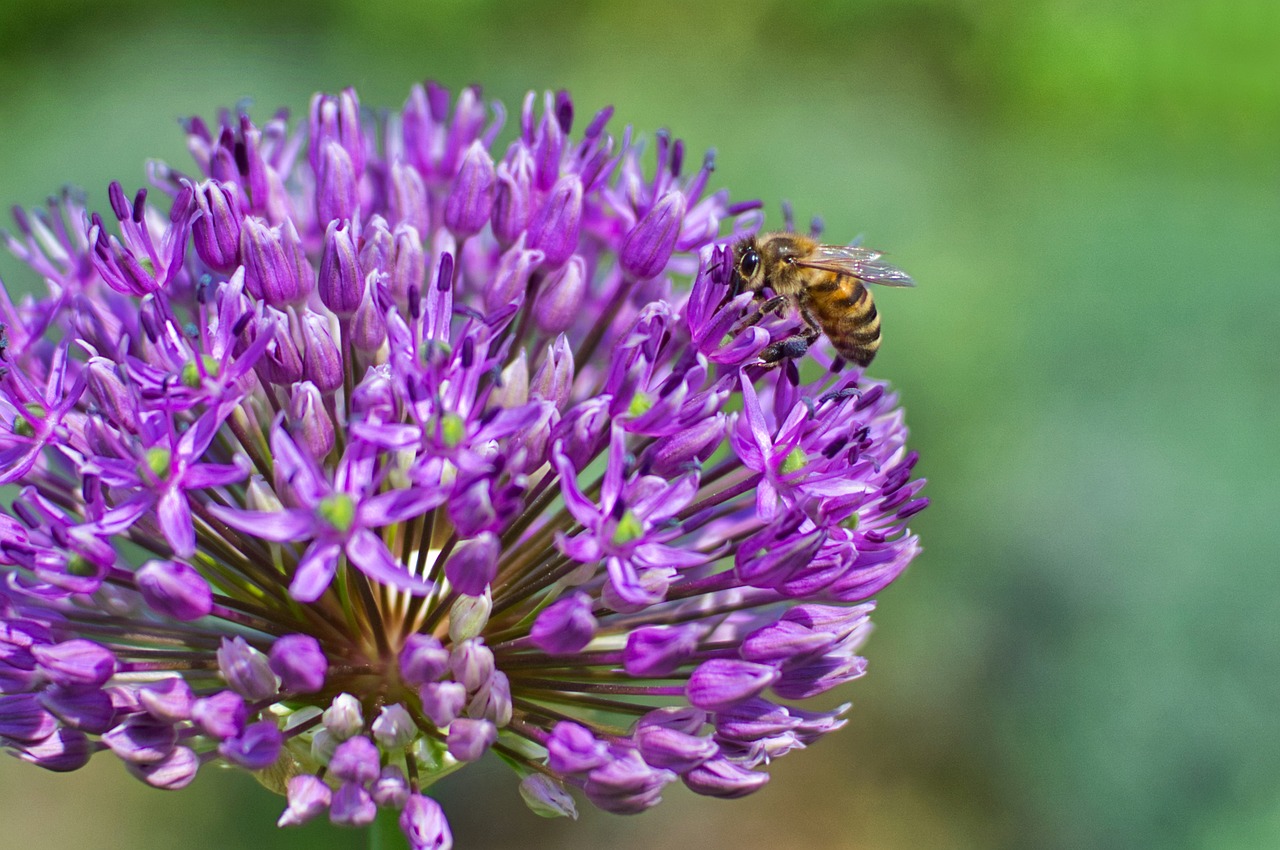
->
419, 681, 466, 728
299, 312, 343, 394
216, 637, 279, 701
268, 634, 328, 694
400, 794, 452, 850
526, 174, 581, 267
529, 592, 596, 654
315, 140, 359, 226
444, 141, 496, 237
388, 161, 429, 235
138, 678, 194, 723
682, 757, 770, 798
372, 765, 410, 809
399, 634, 449, 686
191, 690, 246, 740
446, 717, 496, 762
329, 782, 377, 827
492, 147, 535, 244
190, 180, 241, 272
240, 217, 313, 306
218, 719, 283, 770
323, 693, 364, 740
318, 219, 362, 316
350, 274, 388, 352
533, 254, 585, 335
287, 382, 336, 458
373, 703, 416, 749
278, 774, 332, 827
388, 223, 425, 304
620, 190, 685, 280
519, 774, 578, 819
484, 234, 542, 314
135, 560, 213, 622
685, 659, 779, 711
330, 735, 380, 784
448, 590, 492, 643
443, 533, 500, 597
126, 745, 199, 790
33, 640, 116, 690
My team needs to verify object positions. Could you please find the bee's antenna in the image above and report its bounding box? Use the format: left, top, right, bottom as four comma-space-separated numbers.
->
781, 200, 795, 232
809, 216, 824, 238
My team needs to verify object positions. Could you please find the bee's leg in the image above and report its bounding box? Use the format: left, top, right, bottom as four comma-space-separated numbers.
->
759, 304, 822, 365
797, 302, 823, 344
759, 337, 811, 364
731, 294, 789, 335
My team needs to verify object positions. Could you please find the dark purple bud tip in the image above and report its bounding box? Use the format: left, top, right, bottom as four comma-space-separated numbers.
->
108, 182, 131, 221
554, 90, 574, 134
131, 188, 147, 223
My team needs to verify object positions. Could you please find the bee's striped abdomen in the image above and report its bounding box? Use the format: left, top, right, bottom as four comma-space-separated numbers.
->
810, 276, 882, 367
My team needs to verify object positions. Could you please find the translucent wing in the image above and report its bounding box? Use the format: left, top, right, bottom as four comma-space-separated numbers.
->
794, 244, 915, 287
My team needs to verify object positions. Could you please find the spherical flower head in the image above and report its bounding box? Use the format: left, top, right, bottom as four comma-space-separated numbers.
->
0, 82, 926, 848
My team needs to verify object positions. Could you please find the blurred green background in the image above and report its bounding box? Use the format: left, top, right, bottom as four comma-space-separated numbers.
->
1, 0, 1277, 847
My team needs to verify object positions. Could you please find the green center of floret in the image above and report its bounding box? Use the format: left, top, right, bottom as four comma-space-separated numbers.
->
181, 355, 221, 387
319, 493, 356, 533
144, 447, 173, 480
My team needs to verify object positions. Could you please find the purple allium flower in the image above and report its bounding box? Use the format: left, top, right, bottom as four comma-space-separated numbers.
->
0, 82, 926, 846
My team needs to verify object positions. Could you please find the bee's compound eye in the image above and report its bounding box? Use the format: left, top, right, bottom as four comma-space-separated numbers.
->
740, 249, 760, 279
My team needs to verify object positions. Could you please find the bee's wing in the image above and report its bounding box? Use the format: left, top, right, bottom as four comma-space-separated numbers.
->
795, 245, 916, 287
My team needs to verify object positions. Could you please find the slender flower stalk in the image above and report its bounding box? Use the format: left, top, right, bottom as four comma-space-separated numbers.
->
0, 82, 925, 847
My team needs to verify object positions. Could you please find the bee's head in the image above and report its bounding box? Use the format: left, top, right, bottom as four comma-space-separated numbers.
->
731, 238, 764, 296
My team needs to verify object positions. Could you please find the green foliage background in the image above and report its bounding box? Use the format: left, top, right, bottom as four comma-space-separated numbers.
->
0, 1, 1276, 847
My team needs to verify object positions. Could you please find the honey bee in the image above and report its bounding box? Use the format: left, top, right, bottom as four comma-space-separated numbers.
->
730, 232, 914, 368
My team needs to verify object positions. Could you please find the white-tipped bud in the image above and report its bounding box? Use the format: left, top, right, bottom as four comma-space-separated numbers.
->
449, 589, 492, 643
